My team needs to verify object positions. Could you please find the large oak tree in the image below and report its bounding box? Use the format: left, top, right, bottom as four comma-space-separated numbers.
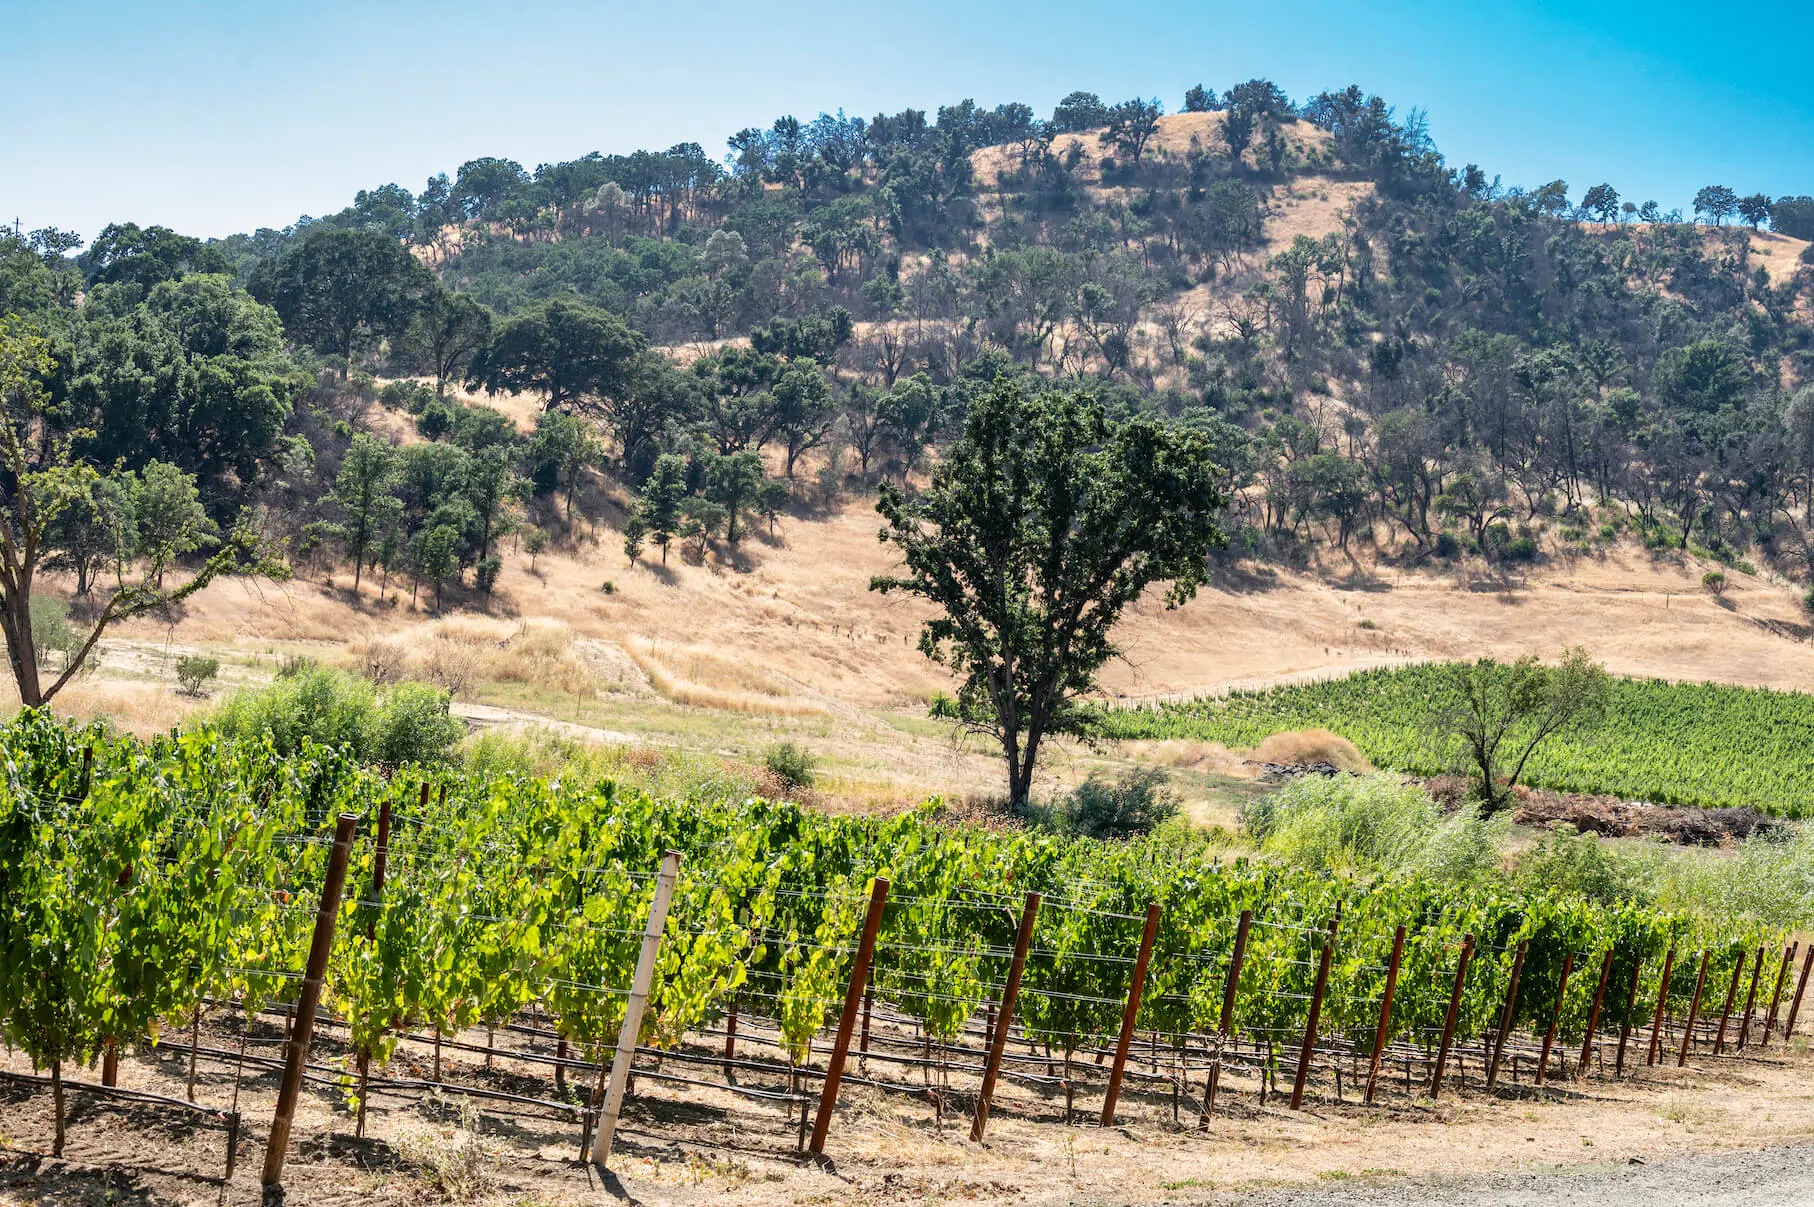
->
872, 377, 1227, 810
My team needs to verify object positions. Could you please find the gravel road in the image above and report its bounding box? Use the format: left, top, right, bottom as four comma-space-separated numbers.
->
1202, 1145, 1814, 1206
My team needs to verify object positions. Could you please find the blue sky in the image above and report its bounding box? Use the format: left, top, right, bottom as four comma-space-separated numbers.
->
5, 0, 1811, 241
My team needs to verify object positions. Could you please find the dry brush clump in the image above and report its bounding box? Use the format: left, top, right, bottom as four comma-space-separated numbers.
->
346, 618, 602, 701
391, 1101, 499, 1203
625, 636, 823, 715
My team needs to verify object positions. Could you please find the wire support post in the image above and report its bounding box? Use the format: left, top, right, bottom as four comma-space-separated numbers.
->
971, 891, 1040, 1142
808, 875, 890, 1158
1289, 912, 1340, 1110
1100, 903, 1162, 1127
592, 849, 682, 1172
260, 813, 358, 1200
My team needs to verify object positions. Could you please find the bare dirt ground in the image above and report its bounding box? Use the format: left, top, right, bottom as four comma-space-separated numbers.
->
1, 1011, 1811, 1207
1218, 1144, 1814, 1207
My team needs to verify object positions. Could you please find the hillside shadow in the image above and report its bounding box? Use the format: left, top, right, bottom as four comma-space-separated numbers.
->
1206, 563, 1284, 594
1327, 569, 1392, 593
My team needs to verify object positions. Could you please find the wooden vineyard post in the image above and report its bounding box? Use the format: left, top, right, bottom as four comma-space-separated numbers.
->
1678, 951, 1711, 1067
971, 892, 1040, 1142
807, 876, 890, 1157
1614, 957, 1643, 1077
1576, 950, 1614, 1079
723, 998, 738, 1069
1784, 944, 1814, 1041
1713, 958, 1744, 1056
1534, 952, 1574, 1087
1486, 941, 1527, 1089
1364, 925, 1406, 1105
1100, 904, 1162, 1127
1735, 946, 1765, 1051
592, 849, 682, 1171
1431, 935, 1474, 1098
1202, 909, 1251, 1124
355, 793, 395, 1138
1764, 944, 1797, 1047
1289, 914, 1340, 1110
260, 813, 358, 1194
1646, 947, 1676, 1066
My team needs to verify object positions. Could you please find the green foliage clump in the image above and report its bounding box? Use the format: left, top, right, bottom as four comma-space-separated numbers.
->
1513, 826, 1660, 906
1243, 772, 1507, 882
1054, 767, 1180, 840
28, 595, 80, 671
210, 662, 461, 765
761, 741, 817, 791
175, 654, 220, 697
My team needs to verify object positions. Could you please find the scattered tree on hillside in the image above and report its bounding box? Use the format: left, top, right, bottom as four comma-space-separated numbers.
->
469, 298, 646, 413
1736, 193, 1773, 230
528, 410, 603, 524
0, 319, 279, 707
1182, 84, 1217, 113
1435, 648, 1611, 813
406, 286, 492, 398
769, 364, 837, 477
1049, 91, 1109, 134
635, 454, 687, 563
318, 433, 401, 592
872, 378, 1227, 811
1693, 185, 1739, 226
1105, 98, 1164, 162
703, 450, 766, 543
250, 229, 433, 376
1581, 183, 1620, 224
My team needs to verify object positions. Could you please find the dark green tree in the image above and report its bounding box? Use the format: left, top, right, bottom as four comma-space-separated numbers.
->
769, 365, 837, 477
704, 450, 766, 543
871, 378, 1227, 809
635, 453, 688, 564
1581, 183, 1621, 223
1693, 184, 1739, 226
1736, 193, 1773, 230
405, 286, 492, 398
251, 229, 432, 376
0, 320, 277, 707
469, 298, 645, 412
1050, 92, 1109, 134
320, 433, 401, 592
1104, 98, 1164, 162
82, 223, 229, 295
528, 410, 603, 524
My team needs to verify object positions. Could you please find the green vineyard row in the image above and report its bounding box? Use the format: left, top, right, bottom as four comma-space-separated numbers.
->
0, 710, 1786, 1123
1095, 665, 1814, 816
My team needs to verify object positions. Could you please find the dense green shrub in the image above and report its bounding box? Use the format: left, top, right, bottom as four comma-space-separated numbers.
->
175, 655, 221, 697
761, 740, 817, 790
210, 663, 462, 765
1059, 767, 1180, 840
1241, 772, 1506, 882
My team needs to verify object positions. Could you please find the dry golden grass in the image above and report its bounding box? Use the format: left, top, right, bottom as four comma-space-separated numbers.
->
1250, 728, 1373, 772
625, 636, 825, 716
4, 678, 206, 737
343, 617, 605, 701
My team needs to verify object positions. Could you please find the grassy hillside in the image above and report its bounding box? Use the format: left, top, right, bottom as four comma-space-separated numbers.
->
1100, 664, 1814, 814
